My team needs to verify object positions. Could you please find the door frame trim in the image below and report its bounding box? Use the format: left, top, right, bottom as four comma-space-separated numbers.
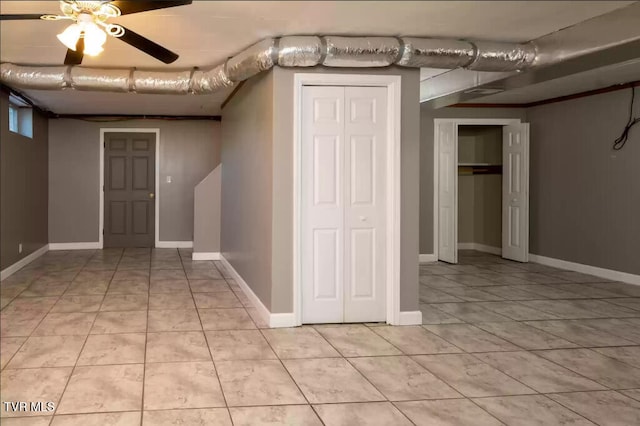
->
293, 73, 402, 325
432, 118, 523, 261
99, 128, 160, 249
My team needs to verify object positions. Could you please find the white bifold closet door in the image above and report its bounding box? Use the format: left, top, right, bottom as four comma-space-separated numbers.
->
301, 85, 387, 324
436, 121, 458, 264
502, 123, 530, 263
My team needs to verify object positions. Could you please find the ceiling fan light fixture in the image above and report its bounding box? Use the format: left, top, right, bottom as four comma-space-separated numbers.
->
83, 45, 104, 56
82, 21, 107, 54
57, 13, 107, 56
56, 23, 82, 50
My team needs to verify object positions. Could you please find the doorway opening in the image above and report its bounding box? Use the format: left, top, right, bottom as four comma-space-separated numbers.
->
458, 125, 503, 257
434, 119, 529, 264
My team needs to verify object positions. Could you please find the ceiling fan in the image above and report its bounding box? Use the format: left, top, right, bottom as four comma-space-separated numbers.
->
0, 1, 193, 65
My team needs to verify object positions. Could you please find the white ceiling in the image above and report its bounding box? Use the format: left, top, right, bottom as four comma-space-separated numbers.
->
20, 87, 231, 116
0, 1, 635, 115
465, 58, 640, 104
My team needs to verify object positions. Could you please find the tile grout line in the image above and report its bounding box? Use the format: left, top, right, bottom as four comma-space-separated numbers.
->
3, 248, 640, 423
138, 248, 152, 426
256, 326, 329, 426
294, 325, 417, 424
42, 249, 106, 421
183, 248, 236, 426
1, 262, 83, 372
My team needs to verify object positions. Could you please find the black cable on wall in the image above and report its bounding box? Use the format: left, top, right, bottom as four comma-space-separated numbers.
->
613, 86, 639, 150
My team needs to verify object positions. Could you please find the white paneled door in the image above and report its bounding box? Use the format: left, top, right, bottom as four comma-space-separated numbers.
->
502, 123, 530, 262
301, 85, 387, 323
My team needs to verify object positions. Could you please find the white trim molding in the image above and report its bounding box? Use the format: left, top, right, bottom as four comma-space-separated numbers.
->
293, 73, 403, 326
220, 255, 296, 328
156, 241, 193, 249
192, 252, 220, 261
419, 254, 437, 263
0, 244, 49, 281
269, 313, 297, 328
530, 254, 640, 286
49, 242, 102, 250
100, 128, 160, 250
398, 311, 423, 325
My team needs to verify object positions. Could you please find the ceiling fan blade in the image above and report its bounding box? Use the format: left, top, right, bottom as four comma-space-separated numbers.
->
109, 1, 192, 15
0, 14, 46, 20
117, 26, 179, 64
64, 36, 84, 65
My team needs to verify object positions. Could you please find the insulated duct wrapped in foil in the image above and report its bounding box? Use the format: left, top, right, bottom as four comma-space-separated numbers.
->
0, 63, 67, 90
226, 38, 278, 82
467, 41, 537, 71
397, 38, 475, 69
133, 70, 192, 94
71, 68, 130, 92
191, 64, 233, 93
277, 36, 323, 67
323, 36, 401, 67
0, 35, 542, 95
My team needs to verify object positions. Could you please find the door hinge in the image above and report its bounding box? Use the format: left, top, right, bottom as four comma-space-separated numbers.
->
102, 229, 104, 235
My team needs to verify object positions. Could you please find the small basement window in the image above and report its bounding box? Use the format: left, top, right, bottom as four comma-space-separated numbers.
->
8, 94, 33, 138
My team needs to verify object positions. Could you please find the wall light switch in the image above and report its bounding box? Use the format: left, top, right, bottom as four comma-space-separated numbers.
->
166, 176, 172, 183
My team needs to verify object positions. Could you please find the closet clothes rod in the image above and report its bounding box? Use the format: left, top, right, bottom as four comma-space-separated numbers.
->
458, 164, 503, 175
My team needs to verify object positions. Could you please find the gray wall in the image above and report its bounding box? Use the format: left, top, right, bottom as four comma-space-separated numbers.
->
193, 165, 221, 253
49, 119, 220, 243
420, 90, 639, 275
221, 66, 421, 314
272, 66, 421, 312
0, 91, 49, 270
420, 106, 526, 254
527, 90, 640, 275
220, 72, 274, 310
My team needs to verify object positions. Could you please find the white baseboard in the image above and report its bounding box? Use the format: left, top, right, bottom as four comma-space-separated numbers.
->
398, 310, 423, 325
155, 241, 193, 249
49, 242, 102, 250
419, 254, 437, 263
269, 312, 297, 328
219, 255, 296, 328
1, 244, 49, 281
458, 243, 502, 256
530, 253, 640, 286
192, 252, 220, 261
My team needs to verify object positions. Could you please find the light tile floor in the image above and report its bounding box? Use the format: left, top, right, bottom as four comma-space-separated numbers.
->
1, 248, 640, 425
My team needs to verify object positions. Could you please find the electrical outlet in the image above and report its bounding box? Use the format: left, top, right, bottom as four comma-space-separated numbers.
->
18, 243, 22, 254
166, 176, 172, 183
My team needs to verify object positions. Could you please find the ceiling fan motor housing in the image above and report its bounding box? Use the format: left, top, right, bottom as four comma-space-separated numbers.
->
1, 1, 192, 65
